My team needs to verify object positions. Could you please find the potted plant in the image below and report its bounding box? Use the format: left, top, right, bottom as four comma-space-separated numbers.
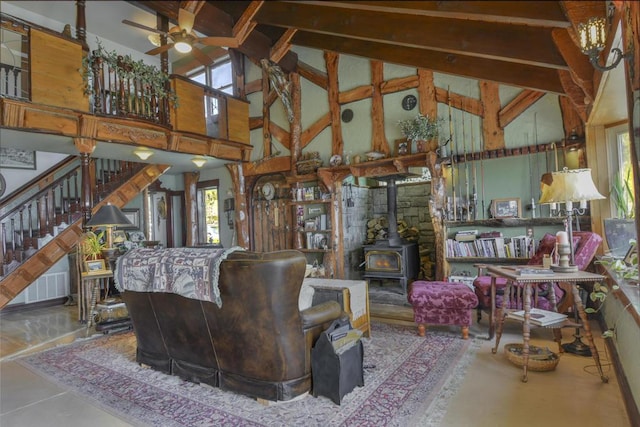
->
603, 169, 636, 257
397, 114, 441, 152
79, 231, 106, 261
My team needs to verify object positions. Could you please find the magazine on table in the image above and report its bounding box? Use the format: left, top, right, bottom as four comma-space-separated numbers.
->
507, 308, 568, 326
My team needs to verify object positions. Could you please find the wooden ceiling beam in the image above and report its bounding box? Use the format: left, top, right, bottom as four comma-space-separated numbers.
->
286, 1, 569, 27
258, 2, 567, 68
293, 32, 566, 94
135, 0, 298, 72
551, 28, 594, 103
270, 28, 297, 63
232, 1, 263, 44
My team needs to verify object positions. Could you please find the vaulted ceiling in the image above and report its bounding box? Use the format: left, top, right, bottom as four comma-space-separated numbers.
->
130, 1, 612, 120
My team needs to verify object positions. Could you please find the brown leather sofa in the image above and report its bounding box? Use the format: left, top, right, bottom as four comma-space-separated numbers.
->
120, 249, 344, 401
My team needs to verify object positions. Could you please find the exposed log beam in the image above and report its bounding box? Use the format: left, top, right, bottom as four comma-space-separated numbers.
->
270, 28, 297, 63
286, 1, 569, 27
381, 75, 419, 94
301, 113, 331, 148
552, 28, 594, 103
269, 121, 291, 149
325, 51, 344, 156
499, 90, 545, 128
434, 88, 484, 117
297, 61, 328, 89
480, 81, 504, 151
292, 32, 566, 94
259, 1, 566, 68
417, 69, 437, 119
339, 85, 373, 104
233, 1, 262, 44
558, 70, 588, 122
134, 1, 298, 72
370, 60, 388, 155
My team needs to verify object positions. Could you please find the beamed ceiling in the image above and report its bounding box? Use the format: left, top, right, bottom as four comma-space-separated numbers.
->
130, 1, 610, 116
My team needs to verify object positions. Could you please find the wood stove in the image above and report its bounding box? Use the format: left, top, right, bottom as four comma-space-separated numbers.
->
362, 177, 419, 294
363, 241, 419, 294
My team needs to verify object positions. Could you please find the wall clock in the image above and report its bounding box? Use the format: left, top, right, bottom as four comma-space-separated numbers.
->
0, 173, 5, 198
262, 182, 275, 200
402, 94, 417, 111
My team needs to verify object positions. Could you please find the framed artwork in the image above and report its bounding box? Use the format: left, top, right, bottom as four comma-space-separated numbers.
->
84, 259, 107, 273
0, 148, 36, 169
121, 209, 140, 229
490, 198, 522, 219
624, 242, 637, 266
394, 139, 411, 156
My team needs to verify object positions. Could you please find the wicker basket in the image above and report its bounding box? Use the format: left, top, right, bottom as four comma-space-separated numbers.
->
504, 343, 559, 372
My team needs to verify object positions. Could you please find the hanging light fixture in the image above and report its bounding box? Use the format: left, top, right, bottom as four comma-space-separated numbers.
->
173, 31, 193, 53
192, 156, 206, 168
577, 16, 631, 72
134, 147, 154, 160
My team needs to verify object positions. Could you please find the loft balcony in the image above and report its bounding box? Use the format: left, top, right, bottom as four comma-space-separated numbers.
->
0, 13, 252, 164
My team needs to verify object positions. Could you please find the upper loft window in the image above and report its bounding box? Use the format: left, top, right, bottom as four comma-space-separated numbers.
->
185, 54, 233, 137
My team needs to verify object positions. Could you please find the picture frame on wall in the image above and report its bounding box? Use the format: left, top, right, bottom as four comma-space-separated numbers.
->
121, 208, 140, 229
394, 139, 411, 156
490, 198, 522, 219
0, 148, 36, 169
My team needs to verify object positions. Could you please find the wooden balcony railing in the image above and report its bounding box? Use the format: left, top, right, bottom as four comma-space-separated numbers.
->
88, 53, 171, 126
0, 63, 27, 100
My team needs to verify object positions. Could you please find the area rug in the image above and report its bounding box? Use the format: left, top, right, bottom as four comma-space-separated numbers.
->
17, 323, 480, 427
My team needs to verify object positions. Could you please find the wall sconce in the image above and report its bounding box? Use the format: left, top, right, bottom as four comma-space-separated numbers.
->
192, 156, 206, 168
578, 16, 631, 71
134, 147, 154, 160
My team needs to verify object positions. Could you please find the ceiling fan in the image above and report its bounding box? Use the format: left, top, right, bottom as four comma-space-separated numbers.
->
123, 8, 237, 65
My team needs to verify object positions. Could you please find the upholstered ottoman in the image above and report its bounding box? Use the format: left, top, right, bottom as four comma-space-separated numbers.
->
407, 281, 479, 339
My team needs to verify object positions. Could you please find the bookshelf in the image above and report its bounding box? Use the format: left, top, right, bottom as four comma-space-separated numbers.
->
444, 218, 567, 277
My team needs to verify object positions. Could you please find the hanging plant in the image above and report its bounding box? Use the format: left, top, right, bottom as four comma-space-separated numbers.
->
80, 40, 178, 107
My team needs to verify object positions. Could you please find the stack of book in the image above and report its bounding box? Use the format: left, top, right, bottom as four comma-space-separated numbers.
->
454, 230, 477, 242
507, 308, 568, 326
446, 235, 536, 259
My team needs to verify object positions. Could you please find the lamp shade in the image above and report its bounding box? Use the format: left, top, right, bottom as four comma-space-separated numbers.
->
539, 168, 605, 204
85, 204, 133, 227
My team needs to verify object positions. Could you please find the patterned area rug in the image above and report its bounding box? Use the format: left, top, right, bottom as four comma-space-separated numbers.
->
17, 323, 480, 427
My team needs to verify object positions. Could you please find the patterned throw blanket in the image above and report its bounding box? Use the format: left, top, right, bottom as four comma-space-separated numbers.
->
115, 247, 244, 307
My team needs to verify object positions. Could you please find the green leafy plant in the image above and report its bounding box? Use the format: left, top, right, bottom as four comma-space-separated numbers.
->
81, 40, 178, 107
80, 231, 106, 260
397, 114, 441, 142
610, 168, 635, 219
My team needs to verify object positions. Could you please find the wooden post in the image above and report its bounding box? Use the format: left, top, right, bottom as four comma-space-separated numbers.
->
226, 162, 250, 249
291, 72, 302, 169
324, 51, 343, 157
371, 60, 389, 155
479, 81, 504, 151
183, 172, 199, 246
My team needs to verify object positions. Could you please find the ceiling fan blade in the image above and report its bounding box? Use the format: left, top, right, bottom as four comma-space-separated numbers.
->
191, 46, 213, 67
122, 19, 165, 35
197, 36, 239, 49
145, 43, 173, 56
178, 8, 196, 35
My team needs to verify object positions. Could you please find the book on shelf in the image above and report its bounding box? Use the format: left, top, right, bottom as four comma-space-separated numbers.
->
507, 308, 567, 326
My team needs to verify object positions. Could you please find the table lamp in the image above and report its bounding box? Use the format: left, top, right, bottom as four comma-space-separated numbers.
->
539, 167, 605, 356
85, 203, 134, 257
539, 168, 605, 268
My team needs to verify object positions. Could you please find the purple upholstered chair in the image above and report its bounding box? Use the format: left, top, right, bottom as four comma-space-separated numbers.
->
473, 231, 602, 338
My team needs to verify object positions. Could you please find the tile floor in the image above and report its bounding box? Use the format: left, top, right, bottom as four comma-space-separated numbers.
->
0, 304, 632, 427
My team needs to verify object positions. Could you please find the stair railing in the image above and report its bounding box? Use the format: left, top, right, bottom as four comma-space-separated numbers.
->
0, 158, 144, 277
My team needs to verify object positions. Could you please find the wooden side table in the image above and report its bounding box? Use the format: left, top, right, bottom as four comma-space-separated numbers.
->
487, 265, 608, 383
80, 270, 113, 327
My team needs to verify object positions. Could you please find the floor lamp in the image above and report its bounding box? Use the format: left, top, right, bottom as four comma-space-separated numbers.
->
538, 168, 605, 355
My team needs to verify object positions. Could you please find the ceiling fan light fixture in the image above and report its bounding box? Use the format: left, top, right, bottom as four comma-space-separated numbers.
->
147, 33, 161, 47
192, 156, 206, 168
134, 147, 154, 160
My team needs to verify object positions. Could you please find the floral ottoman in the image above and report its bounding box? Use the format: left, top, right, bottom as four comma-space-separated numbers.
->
407, 281, 479, 339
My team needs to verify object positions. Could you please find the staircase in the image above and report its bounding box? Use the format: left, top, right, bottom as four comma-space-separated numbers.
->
0, 162, 170, 308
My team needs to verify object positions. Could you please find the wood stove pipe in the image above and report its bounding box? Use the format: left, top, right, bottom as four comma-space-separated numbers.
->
387, 178, 402, 246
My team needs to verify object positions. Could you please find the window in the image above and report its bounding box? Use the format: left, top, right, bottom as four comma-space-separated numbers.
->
186, 55, 233, 138
607, 124, 635, 218
196, 180, 220, 245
